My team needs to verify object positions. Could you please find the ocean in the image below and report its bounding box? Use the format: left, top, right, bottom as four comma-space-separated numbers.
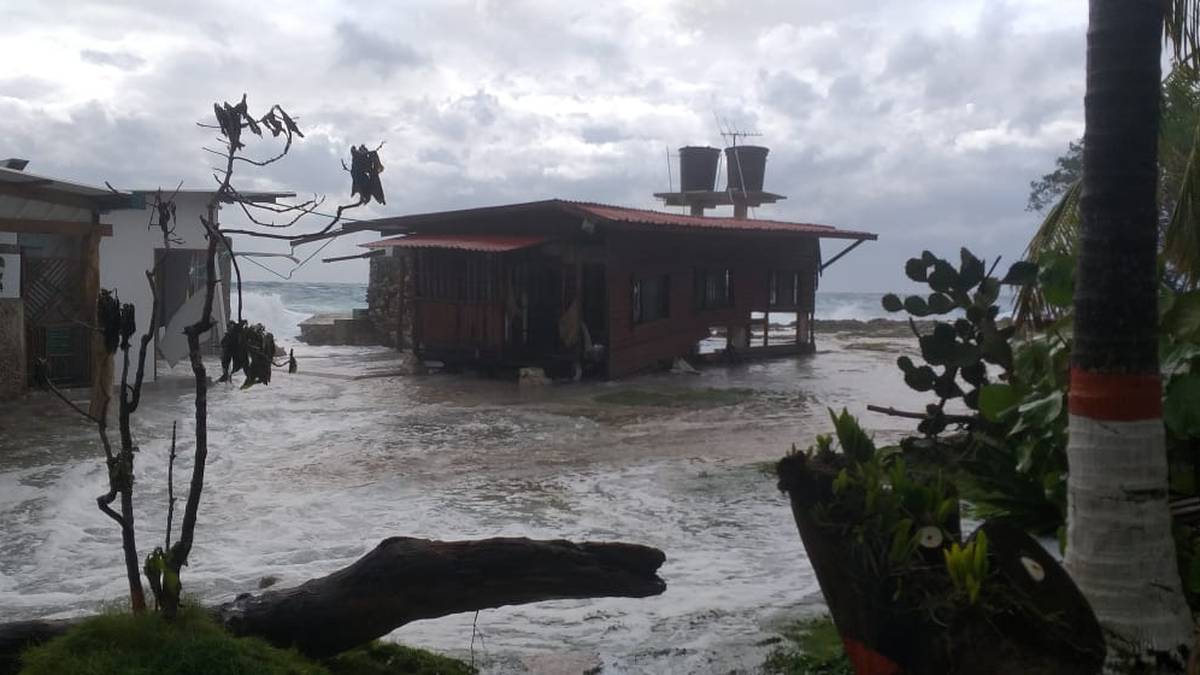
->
2, 280, 936, 673
234, 281, 900, 340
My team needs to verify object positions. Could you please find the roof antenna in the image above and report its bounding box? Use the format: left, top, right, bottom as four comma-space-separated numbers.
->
714, 114, 763, 216
713, 114, 762, 147
665, 145, 674, 193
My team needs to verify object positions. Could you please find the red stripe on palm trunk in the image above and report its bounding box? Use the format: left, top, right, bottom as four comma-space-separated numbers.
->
1069, 369, 1162, 421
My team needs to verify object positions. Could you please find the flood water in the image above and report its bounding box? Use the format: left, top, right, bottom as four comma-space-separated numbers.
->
0, 331, 916, 674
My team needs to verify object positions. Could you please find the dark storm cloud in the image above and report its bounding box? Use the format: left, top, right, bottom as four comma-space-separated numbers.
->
334, 20, 427, 77
80, 48, 145, 69
1, 0, 1089, 285
760, 70, 819, 115
1, 99, 191, 189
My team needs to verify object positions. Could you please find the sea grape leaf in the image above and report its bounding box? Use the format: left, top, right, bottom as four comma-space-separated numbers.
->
948, 343, 982, 368
1001, 260, 1038, 286
882, 293, 904, 313
905, 258, 928, 282
933, 370, 964, 400
959, 249, 986, 289
919, 323, 958, 365
904, 295, 930, 317
927, 260, 960, 293
963, 387, 981, 410
904, 365, 937, 392
974, 278, 1000, 308
961, 361, 987, 386
954, 319, 973, 339
927, 293, 955, 315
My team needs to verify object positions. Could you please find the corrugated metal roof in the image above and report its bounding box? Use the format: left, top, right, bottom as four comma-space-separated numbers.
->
361, 233, 549, 253
355, 198, 877, 241
0, 166, 136, 211
565, 201, 877, 240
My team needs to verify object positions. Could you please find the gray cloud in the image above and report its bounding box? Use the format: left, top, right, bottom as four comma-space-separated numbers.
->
760, 70, 819, 115
0, 76, 58, 100
80, 48, 145, 69
334, 20, 427, 77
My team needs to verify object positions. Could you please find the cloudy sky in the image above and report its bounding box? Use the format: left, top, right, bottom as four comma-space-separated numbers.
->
2, 0, 1086, 290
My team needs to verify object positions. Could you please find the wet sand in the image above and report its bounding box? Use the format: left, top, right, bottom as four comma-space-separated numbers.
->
0, 327, 920, 674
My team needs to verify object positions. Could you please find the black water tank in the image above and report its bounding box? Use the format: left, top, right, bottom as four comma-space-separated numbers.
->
725, 145, 769, 192
678, 146, 721, 192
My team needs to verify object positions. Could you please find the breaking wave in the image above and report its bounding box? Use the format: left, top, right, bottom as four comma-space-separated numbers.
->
232, 291, 315, 341
232, 281, 367, 341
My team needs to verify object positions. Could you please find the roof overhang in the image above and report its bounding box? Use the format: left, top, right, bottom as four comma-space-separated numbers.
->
361, 233, 550, 253
128, 189, 296, 204
0, 166, 136, 212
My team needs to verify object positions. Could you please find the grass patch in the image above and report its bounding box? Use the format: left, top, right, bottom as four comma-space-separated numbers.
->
20, 607, 475, 675
593, 387, 756, 408
762, 615, 853, 675
326, 642, 475, 675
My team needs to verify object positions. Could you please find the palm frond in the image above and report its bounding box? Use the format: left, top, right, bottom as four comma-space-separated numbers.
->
1165, 110, 1200, 288
1166, 0, 1200, 72
1014, 180, 1080, 329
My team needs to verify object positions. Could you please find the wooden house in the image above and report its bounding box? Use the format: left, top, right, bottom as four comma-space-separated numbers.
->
0, 161, 135, 400
355, 199, 876, 378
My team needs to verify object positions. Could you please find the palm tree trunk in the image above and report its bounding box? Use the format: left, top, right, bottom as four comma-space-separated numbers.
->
1066, 0, 1194, 667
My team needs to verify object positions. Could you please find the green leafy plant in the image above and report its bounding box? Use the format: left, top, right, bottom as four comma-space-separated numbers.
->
967, 334, 1070, 537
881, 248, 1034, 436
804, 409, 961, 591
943, 530, 990, 605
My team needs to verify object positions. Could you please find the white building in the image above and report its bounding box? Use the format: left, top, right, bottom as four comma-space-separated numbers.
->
100, 188, 291, 379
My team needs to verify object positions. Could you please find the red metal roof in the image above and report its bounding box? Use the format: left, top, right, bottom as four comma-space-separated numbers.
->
352, 199, 876, 241
565, 201, 877, 240
360, 233, 549, 253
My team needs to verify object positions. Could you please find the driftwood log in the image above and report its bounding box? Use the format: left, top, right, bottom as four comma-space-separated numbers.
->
0, 536, 666, 671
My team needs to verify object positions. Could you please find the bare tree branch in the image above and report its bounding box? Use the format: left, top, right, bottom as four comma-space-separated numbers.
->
37, 370, 100, 425
165, 421, 177, 550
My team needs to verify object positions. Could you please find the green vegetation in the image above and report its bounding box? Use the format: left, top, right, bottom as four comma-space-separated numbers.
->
325, 642, 475, 675
19, 608, 474, 675
761, 615, 852, 675
593, 387, 756, 408
19, 607, 321, 675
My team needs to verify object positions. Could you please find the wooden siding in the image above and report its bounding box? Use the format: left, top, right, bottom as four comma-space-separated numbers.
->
605, 230, 820, 378
416, 301, 504, 351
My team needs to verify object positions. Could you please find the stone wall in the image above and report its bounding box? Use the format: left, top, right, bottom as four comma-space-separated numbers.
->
366, 252, 412, 350
0, 299, 26, 401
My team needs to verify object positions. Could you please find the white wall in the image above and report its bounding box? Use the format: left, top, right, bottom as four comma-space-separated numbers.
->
100, 193, 224, 379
